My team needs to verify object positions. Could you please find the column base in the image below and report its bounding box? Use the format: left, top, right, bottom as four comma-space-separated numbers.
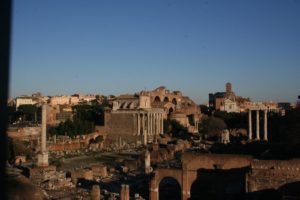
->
37, 152, 49, 167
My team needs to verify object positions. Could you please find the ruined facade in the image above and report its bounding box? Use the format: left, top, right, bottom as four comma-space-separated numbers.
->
149, 86, 201, 132
150, 153, 300, 200
108, 92, 164, 145
107, 87, 202, 145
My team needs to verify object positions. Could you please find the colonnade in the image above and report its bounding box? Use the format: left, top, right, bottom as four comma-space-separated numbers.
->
248, 109, 268, 141
136, 111, 164, 137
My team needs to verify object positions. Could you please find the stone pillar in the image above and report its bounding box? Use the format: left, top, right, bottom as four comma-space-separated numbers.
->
37, 104, 49, 167
142, 113, 145, 134
150, 113, 153, 135
154, 113, 157, 135
91, 185, 101, 200
264, 110, 268, 141
147, 113, 150, 136
248, 110, 252, 140
137, 113, 140, 135
256, 110, 260, 140
41, 104, 47, 152
182, 163, 190, 200
120, 184, 130, 200
150, 178, 158, 200
157, 113, 160, 135
145, 150, 151, 174
53, 134, 56, 144
161, 113, 164, 134
143, 130, 147, 145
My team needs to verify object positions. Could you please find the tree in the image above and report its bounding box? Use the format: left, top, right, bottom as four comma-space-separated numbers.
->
18, 104, 38, 122
164, 119, 189, 139
200, 116, 227, 139
213, 111, 247, 130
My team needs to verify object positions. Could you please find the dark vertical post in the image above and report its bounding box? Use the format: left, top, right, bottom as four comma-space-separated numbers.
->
0, 0, 12, 199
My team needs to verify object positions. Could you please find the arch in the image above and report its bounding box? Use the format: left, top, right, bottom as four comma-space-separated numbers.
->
159, 177, 181, 200
172, 98, 177, 105
154, 96, 161, 102
163, 97, 169, 102
169, 107, 174, 114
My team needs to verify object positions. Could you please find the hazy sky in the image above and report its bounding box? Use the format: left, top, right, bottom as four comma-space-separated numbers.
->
10, 0, 300, 104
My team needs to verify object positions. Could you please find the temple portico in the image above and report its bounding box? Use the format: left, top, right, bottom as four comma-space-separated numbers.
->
248, 103, 268, 141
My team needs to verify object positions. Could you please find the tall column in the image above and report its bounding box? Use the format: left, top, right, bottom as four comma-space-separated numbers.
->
41, 104, 47, 152
256, 110, 260, 140
157, 113, 160, 135
161, 113, 164, 134
137, 113, 140, 135
156, 113, 159, 135
154, 113, 156, 135
150, 113, 152, 135
37, 104, 49, 167
264, 110, 268, 141
248, 110, 252, 140
142, 113, 145, 134
91, 185, 100, 200
120, 184, 129, 200
147, 113, 150, 136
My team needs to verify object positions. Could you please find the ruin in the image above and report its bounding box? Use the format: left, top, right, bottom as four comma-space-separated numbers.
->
149, 153, 300, 200
248, 102, 268, 141
37, 104, 49, 167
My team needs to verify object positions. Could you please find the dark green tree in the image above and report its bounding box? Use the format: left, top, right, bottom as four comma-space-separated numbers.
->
200, 116, 227, 139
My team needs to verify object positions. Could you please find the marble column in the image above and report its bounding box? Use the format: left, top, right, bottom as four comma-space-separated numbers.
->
41, 104, 47, 152
150, 113, 153, 135
256, 110, 260, 140
161, 113, 164, 134
264, 110, 268, 141
142, 113, 145, 134
37, 104, 49, 167
137, 113, 140, 135
248, 110, 252, 140
147, 113, 150, 136
157, 113, 160, 135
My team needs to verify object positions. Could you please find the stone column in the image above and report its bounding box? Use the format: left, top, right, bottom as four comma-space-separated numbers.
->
91, 185, 100, 200
120, 184, 130, 200
161, 113, 164, 134
264, 110, 268, 141
147, 113, 150, 136
256, 110, 260, 140
41, 104, 47, 152
137, 113, 140, 135
154, 113, 157, 135
150, 113, 153, 135
248, 110, 252, 140
157, 113, 160, 135
142, 113, 145, 135
37, 104, 49, 167
182, 163, 190, 200
145, 150, 151, 174
150, 178, 159, 200
156, 113, 159, 135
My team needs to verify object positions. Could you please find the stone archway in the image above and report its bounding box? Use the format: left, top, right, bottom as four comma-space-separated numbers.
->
172, 98, 177, 105
163, 97, 169, 102
159, 177, 181, 200
155, 96, 161, 102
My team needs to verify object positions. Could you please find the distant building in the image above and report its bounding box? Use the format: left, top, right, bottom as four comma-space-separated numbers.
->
209, 82, 250, 113
15, 96, 37, 109
107, 86, 202, 145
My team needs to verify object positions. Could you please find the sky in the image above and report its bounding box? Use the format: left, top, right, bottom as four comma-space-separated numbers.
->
10, 0, 300, 104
